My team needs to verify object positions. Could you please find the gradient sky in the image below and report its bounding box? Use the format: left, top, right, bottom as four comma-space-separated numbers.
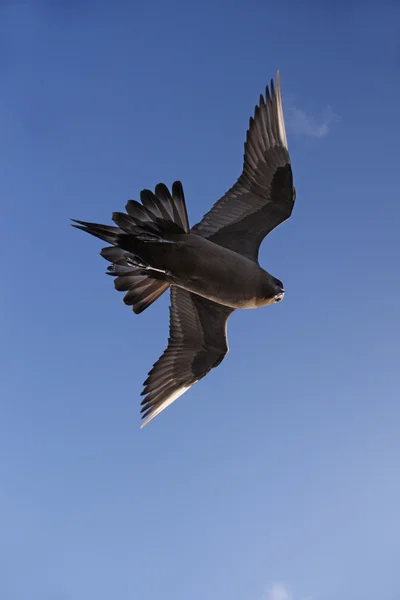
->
1, 1, 400, 599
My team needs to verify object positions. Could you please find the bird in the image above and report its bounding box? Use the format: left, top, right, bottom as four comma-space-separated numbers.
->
72, 71, 296, 428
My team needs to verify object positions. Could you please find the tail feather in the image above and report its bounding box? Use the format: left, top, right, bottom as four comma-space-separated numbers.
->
100, 246, 132, 264
102, 258, 168, 314
124, 278, 169, 312
71, 220, 121, 244
125, 199, 157, 223
72, 180, 190, 314
136, 182, 189, 232
111, 213, 184, 241
170, 181, 189, 232
140, 189, 170, 221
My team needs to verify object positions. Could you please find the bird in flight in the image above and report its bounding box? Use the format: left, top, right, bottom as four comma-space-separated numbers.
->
72, 71, 296, 427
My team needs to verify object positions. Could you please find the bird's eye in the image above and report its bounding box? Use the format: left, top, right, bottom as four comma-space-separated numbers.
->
275, 296, 283, 303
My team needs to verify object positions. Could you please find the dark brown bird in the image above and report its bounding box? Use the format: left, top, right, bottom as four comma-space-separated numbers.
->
72, 71, 296, 427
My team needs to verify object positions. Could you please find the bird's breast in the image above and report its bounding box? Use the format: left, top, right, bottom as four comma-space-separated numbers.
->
168, 235, 267, 309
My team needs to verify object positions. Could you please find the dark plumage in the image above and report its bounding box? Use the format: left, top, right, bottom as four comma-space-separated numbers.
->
72, 72, 296, 427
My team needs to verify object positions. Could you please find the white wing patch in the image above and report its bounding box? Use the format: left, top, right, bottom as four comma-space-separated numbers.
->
140, 383, 195, 428
276, 70, 288, 150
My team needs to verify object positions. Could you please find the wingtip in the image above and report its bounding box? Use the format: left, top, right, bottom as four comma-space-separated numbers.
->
276, 70, 281, 96
140, 413, 155, 428
274, 69, 288, 150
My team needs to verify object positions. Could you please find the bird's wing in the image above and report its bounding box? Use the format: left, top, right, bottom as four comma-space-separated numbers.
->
140, 287, 234, 427
191, 72, 295, 262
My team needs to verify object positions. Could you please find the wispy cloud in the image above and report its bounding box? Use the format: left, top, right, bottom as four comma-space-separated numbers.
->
260, 582, 312, 600
265, 582, 292, 600
287, 105, 339, 138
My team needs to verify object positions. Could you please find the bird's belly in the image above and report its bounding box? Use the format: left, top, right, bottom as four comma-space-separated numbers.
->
177, 279, 259, 309
171, 254, 262, 309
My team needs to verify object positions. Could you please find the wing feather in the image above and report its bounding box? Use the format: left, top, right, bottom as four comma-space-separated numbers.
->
191, 71, 295, 261
140, 287, 234, 427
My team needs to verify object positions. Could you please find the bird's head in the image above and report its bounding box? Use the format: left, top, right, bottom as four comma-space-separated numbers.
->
271, 276, 285, 304
257, 273, 285, 306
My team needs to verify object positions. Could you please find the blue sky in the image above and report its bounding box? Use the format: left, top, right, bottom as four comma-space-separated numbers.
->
1, 1, 400, 599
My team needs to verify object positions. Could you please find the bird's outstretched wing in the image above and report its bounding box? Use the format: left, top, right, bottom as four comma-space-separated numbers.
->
140, 287, 234, 427
192, 71, 295, 262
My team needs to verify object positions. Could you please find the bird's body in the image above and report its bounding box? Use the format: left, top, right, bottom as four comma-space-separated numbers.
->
73, 71, 296, 427
120, 231, 283, 310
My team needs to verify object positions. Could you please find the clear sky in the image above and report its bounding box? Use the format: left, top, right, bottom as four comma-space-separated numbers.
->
1, 1, 399, 599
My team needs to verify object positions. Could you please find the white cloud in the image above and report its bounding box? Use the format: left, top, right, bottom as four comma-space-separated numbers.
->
259, 582, 312, 600
287, 105, 339, 138
259, 583, 291, 600
266, 582, 292, 600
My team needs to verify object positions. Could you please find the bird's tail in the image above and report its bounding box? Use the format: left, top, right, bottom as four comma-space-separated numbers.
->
72, 181, 190, 314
